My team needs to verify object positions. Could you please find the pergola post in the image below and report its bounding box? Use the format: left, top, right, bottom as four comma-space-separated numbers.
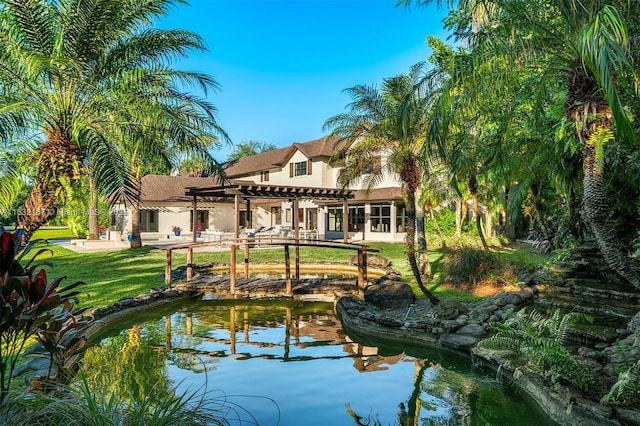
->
343, 199, 349, 243
293, 198, 300, 280
231, 194, 239, 293
191, 196, 198, 243
244, 198, 250, 279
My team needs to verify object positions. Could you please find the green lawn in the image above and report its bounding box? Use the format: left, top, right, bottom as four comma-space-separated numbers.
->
29, 228, 538, 310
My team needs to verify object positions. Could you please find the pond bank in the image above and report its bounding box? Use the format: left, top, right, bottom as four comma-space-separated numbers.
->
335, 275, 640, 426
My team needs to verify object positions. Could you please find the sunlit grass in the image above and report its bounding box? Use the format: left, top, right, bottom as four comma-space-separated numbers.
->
26, 228, 539, 309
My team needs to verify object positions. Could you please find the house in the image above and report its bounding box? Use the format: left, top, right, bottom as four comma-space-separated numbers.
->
112, 136, 409, 242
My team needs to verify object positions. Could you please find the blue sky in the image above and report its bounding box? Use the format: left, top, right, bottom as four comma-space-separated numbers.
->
160, 0, 450, 160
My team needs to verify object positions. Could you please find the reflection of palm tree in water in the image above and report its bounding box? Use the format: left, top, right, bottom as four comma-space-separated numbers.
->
346, 359, 430, 426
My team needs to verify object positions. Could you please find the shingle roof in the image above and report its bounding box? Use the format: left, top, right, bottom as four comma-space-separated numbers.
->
139, 175, 223, 202
223, 135, 344, 178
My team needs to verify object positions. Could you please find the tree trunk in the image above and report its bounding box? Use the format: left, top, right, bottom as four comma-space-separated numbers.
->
129, 200, 142, 248
415, 187, 431, 280
504, 184, 518, 240
18, 134, 81, 244
405, 189, 438, 304
469, 175, 488, 250
428, 201, 446, 247
582, 143, 640, 288
455, 198, 463, 238
88, 172, 99, 240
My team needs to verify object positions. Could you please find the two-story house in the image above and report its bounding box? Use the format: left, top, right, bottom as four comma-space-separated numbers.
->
112, 136, 409, 242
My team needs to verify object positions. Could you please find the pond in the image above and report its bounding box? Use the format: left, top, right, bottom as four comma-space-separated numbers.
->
84, 299, 555, 426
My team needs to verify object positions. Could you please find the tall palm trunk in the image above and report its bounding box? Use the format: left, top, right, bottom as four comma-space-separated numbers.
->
415, 186, 432, 280
130, 170, 143, 248
18, 133, 80, 243
405, 190, 438, 304
402, 160, 438, 304
88, 171, 99, 240
469, 175, 488, 250
583, 141, 640, 288
568, 68, 640, 288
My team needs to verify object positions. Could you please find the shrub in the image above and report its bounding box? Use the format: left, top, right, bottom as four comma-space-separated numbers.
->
478, 309, 597, 392
0, 230, 91, 405
443, 247, 516, 288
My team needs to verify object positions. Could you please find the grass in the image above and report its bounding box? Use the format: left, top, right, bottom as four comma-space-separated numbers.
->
27, 228, 540, 310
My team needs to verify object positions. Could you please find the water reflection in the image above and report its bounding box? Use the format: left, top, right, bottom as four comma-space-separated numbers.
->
83, 301, 554, 426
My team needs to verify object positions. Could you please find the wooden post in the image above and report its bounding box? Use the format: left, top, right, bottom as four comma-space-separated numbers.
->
230, 194, 240, 293
357, 248, 364, 290
186, 246, 193, 281
284, 244, 292, 295
244, 234, 250, 279
293, 198, 300, 280
191, 196, 198, 243
343, 199, 349, 243
165, 249, 172, 287
363, 246, 368, 284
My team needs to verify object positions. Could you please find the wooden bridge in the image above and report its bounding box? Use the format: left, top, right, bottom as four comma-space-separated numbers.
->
163, 236, 380, 296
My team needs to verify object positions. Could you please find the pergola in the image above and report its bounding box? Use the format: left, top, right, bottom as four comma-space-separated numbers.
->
185, 182, 354, 290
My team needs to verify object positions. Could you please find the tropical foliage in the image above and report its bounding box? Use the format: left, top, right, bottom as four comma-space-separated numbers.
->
324, 63, 438, 304
0, 230, 91, 406
478, 309, 597, 392
397, 0, 640, 289
0, 0, 227, 243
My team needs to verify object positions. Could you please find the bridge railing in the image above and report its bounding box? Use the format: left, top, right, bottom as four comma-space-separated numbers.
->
162, 237, 380, 295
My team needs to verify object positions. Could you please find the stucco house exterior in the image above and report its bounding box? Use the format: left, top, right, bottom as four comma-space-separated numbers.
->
111, 136, 409, 243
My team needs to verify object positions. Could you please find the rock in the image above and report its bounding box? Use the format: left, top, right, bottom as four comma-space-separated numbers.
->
349, 254, 391, 268
440, 334, 478, 350
503, 293, 524, 306
441, 320, 461, 333
377, 316, 404, 327
628, 312, 640, 333
433, 299, 468, 320
358, 311, 378, 321
456, 323, 486, 338
615, 408, 640, 426
364, 281, 416, 309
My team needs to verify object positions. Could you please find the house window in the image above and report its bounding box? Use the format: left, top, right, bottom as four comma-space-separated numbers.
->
139, 210, 158, 232
364, 156, 382, 174
305, 208, 318, 230
239, 210, 252, 228
285, 208, 292, 222
190, 210, 209, 231
270, 206, 281, 226
327, 205, 343, 232
396, 203, 408, 232
294, 161, 307, 176
371, 204, 391, 233
289, 159, 312, 177
260, 170, 269, 182
348, 205, 365, 232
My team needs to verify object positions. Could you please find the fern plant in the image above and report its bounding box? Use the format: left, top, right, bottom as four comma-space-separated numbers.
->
478, 309, 596, 392
601, 337, 640, 406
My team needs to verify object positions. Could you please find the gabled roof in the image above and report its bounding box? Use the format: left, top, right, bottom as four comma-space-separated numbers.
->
223, 135, 345, 178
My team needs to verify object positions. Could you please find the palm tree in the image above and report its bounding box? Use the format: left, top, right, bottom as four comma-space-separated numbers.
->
404, 0, 640, 287
324, 64, 438, 304
0, 0, 224, 243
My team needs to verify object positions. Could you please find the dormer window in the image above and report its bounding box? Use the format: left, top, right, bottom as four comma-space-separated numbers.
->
290, 159, 312, 177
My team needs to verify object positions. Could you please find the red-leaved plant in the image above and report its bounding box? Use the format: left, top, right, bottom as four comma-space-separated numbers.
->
0, 229, 92, 404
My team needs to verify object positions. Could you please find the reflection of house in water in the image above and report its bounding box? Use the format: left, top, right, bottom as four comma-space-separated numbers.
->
160, 304, 415, 374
